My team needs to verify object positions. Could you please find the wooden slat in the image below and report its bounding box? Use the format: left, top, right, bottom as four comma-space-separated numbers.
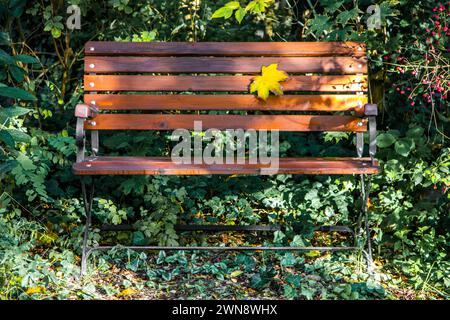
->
83, 114, 367, 131
84, 75, 367, 92
85, 41, 366, 57
84, 56, 367, 74
84, 94, 367, 113
73, 157, 379, 175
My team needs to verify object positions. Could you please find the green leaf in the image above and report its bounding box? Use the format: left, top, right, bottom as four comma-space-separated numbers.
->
10, 0, 26, 17
0, 49, 15, 64
245, 0, 270, 13
377, 132, 397, 148
0, 130, 15, 147
14, 54, 39, 64
235, 7, 246, 23
336, 8, 360, 25
281, 253, 296, 267
319, 0, 345, 13
230, 270, 244, 277
406, 126, 424, 139
132, 231, 147, 245
211, 6, 234, 19
0, 106, 31, 118
0, 32, 10, 45
7, 129, 31, 143
0, 87, 36, 101
9, 65, 25, 82
0, 160, 18, 174
17, 153, 36, 170
395, 138, 415, 157
305, 250, 321, 257
308, 15, 331, 36
51, 28, 62, 38
225, 1, 241, 9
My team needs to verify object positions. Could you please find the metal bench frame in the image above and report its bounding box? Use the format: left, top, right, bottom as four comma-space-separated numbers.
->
74, 41, 378, 278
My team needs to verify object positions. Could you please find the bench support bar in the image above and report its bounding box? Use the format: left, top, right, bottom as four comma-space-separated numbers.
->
79, 174, 374, 278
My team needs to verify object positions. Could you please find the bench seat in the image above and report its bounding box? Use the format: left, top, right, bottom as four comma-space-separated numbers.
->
73, 156, 379, 175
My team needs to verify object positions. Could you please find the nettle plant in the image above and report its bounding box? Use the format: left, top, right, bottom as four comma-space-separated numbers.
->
385, 3, 449, 127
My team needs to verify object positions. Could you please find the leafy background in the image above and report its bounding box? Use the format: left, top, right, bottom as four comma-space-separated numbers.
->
0, 0, 449, 299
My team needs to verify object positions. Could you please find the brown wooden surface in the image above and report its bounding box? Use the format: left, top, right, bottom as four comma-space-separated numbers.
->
84, 75, 367, 92
73, 156, 379, 175
84, 94, 367, 113
83, 114, 367, 131
84, 56, 367, 74
85, 41, 366, 57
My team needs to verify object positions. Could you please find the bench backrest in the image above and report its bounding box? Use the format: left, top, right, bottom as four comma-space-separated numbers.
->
82, 41, 369, 147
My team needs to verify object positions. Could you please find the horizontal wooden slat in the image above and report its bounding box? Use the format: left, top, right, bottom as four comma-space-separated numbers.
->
84, 75, 367, 92
85, 41, 366, 57
84, 94, 367, 113
84, 56, 367, 74
84, 114, 367, 131
73, 157, 379, 175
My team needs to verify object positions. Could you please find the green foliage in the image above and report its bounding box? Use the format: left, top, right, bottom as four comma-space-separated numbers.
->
211, 0, 273, 24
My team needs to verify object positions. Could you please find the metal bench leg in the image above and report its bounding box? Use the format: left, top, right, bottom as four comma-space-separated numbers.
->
80, 178, 94, 278
359, 174, 374, 274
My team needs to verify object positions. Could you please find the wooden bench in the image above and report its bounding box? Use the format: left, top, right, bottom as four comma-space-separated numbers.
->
74, 41, 379, 276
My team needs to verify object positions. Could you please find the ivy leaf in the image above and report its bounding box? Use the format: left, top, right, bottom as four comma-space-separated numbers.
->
320, 0, 345, 13
308, 15, 331, 36
132, 231, 147, 245
250, 63, 289, 101
336, 7, 360, 25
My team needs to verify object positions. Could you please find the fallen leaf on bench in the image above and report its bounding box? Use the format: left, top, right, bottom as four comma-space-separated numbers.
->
250, 63, 289, 101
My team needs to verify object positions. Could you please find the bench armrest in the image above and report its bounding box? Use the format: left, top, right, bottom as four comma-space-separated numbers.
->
75, 104, 98, 162
75, 103, 97, 118
364, 104, 377, 163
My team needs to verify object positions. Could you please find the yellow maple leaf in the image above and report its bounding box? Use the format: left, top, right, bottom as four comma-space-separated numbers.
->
250, 63, 289, 101
117, 288, 137, 298
26, 286, 44, 295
